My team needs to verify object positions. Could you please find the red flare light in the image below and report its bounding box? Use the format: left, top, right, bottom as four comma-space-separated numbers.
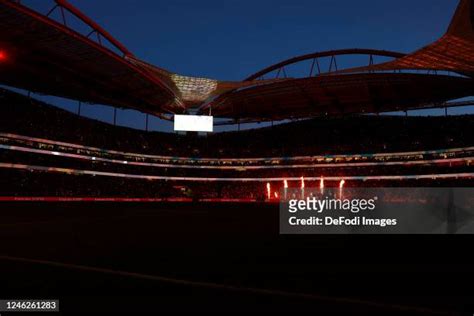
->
339, 179, 346, 189
0, 50, 6, 61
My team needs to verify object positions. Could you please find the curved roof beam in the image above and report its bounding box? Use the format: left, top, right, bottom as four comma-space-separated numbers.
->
0, 0, 180, 112
52, 0, 134, 58
245, 49, 405, 81
337, 0, 474, 76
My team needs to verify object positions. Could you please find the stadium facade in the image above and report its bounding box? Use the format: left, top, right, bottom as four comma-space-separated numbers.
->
0, 0, 473, 201
0, 2, 473, 313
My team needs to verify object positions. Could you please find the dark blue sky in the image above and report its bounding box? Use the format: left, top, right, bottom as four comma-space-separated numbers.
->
23, 0, 469, 132
70, 0, 457, 79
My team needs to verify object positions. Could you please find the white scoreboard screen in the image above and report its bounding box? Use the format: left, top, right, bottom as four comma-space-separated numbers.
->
174, 115, 214, 132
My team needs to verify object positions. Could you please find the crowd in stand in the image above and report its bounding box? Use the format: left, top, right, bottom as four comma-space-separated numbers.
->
2, 169, 471, 200
1, 88, 474, 158
2, 148, 472, 179
1, 87, 473, 198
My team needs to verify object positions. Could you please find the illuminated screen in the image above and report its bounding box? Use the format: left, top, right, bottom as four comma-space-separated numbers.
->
174, 115, 214, 132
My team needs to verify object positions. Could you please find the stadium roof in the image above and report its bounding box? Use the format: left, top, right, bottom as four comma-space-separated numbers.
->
0, 0, 473, 121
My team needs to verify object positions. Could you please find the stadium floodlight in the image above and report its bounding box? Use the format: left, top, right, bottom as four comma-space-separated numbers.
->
174, 115, 213, 132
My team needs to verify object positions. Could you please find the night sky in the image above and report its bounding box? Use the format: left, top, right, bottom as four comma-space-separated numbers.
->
19, 0, 470, 132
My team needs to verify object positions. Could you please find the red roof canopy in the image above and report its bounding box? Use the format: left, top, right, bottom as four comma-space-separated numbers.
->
0, 0, 473, 120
